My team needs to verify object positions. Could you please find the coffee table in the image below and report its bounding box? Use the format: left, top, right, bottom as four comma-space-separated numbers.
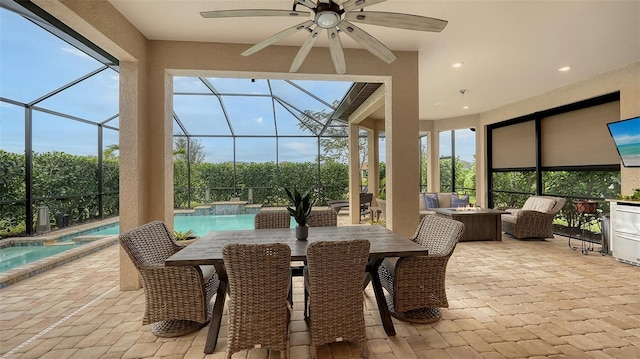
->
434, 208, 506, 241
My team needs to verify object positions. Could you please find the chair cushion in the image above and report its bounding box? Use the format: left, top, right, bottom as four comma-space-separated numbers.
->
423, 193, 440, 209
437, 193, 453, 208
199, 265, 216, 280
522, 197, 556, 213
501, 214, 517, 224
451, 193, 469, 208
381, 257, 399, 275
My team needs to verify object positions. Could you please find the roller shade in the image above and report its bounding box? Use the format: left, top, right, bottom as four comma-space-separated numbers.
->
542, 101, 620, 167
492, 120, 535, 169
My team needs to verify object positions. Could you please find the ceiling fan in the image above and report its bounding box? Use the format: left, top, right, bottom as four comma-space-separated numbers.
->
200, 0, 447, 74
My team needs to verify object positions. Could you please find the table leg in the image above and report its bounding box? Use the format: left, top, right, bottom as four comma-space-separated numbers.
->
367, 258, 396, 337
204, 265, 228, 354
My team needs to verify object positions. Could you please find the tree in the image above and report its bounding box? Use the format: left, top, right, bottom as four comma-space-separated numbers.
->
103, 144, 119, 159
174, 137, 206, 163
297, 109, 368, 169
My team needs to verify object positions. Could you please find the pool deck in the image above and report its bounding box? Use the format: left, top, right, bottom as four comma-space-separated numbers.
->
1, 215, 639, 359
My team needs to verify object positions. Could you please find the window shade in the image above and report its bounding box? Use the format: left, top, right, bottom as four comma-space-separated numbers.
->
492, 120, 535, 169
542, 101, 620, 167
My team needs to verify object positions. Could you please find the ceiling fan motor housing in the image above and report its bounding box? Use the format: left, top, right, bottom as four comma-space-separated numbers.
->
314, 1, 343, 29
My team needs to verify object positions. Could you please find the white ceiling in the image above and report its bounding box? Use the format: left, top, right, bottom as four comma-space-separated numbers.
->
108, 0, 640, 121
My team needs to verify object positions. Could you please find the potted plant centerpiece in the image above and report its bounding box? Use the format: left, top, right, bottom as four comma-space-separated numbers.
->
284, 187, 315, 240
173, 229, 198, 246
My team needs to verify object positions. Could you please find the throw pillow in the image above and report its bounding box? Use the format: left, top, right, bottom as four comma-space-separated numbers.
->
423, 193, 439, 209
451, 193, 470, 208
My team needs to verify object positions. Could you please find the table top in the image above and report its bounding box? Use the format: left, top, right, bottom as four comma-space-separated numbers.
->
166, 225, 428, 266
434, 207, 507, 216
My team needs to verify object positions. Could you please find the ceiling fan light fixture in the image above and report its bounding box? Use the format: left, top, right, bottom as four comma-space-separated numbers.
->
316, 11, 341, 28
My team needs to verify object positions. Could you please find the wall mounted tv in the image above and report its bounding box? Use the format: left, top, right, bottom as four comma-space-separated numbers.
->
607, 116, 640, 167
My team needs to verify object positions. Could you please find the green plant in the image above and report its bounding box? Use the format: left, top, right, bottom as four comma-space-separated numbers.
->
619, 188, 640, 201
284, 187, 315, 226
379, 177, 386, 200
173, 229, 196, 241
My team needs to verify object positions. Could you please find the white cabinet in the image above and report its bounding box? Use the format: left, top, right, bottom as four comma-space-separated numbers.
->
610, 201, 640, 266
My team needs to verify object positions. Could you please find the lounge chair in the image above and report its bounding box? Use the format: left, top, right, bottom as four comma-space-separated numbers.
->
328, 193, 373, 220
501, 196, 566, 239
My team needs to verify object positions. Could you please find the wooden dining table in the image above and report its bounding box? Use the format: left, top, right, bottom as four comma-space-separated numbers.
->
165, 225, 428, 354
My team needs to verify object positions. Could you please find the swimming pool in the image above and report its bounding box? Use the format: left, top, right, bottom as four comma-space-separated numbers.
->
0, 213, 294, 276
91, 213, 293, 236
0, 243, 80, 273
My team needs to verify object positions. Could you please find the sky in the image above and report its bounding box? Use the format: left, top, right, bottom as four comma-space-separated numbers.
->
0, 6, 475, 166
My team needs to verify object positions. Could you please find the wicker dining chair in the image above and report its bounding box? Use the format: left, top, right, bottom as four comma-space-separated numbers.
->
223, 243, 291, 359
119, 221, 219, 337
306, 208, 338, 227
304, 240, 370, 359
378, 215, 464, 324
254, 210, 291, 229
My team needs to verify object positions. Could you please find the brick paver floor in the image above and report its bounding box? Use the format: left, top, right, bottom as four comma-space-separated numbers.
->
1, 219, 639, 358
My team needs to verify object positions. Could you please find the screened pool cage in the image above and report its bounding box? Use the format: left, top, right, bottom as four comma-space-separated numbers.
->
1, 0, 382, 237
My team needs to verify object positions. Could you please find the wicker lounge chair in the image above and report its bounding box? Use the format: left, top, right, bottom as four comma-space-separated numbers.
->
378, 215, 464, 323
223, 243, 291, 359
304, 240, 370, 359
254, 209, 291, 229
119, 221, 219, 337
501, 196, 566, 239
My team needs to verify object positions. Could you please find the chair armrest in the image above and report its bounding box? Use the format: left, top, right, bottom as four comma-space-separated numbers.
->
514, 210, 556, 229
389, 255, 453, 313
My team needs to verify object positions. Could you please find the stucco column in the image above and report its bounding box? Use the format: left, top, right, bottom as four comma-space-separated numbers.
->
118, 61, 142, 290
367, 129, 379, 203
619, 62, 640, 195
385, 80, 420, 237
349, 123, 361, 224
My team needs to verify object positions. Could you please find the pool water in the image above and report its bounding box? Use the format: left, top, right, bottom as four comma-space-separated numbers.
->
92, 214, 292, 237
1, 213, 292, 274
0, 242, 80, 273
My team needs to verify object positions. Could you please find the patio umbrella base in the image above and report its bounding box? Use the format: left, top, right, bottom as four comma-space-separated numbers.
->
151, 319, 209, 337
385, 294, 442, 323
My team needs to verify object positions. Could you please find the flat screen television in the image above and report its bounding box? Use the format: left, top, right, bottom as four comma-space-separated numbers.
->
607, 116, 640, 167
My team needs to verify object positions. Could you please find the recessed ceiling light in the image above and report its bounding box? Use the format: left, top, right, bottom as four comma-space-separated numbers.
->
558, 66, 572, 72
462, 106, 469, 110
451, 62, 463, 68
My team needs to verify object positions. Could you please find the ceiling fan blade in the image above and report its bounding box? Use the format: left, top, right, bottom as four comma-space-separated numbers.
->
327, 27, 346, 74
295, 0, 317, 9
344, 11, 448, 32
337, 21, 396, 63
200, 9, 310, 18
290, 27, 324, 72
242, 20, 314, 56
342, 0, 387, 12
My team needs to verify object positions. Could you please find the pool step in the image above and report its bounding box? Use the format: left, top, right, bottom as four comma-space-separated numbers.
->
73, 235, 117, 243
44, 242, 76, 246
